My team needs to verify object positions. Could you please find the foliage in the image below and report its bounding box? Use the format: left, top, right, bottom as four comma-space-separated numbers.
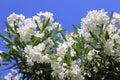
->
0, 10, 120, 80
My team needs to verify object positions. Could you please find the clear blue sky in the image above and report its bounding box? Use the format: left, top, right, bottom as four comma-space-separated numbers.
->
0, 0, 120, 79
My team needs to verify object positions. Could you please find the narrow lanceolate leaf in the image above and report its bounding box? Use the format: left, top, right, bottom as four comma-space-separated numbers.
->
35, 20, 41, 31
105, 11, 114, 29
73, 43, 82, 58
14, 22, 19, 31
81, 35, 85, 48
109, 11, 114, 23
78, 24, 81, 29
64, 48, 72, 66
51, 38, 58, 46
32, 37, 41, 46
61, 33, 67, 41
105, 31, 109, 40
6, 22, 14, 32
84, 47, 90, 55
0, 35, 12, 44
51, 29, 64, 38
45, 29, 52, 38
89, 31, 98, 42
42, 18, 50, 31
72, 24, 78, 34
0, 52, 11, 61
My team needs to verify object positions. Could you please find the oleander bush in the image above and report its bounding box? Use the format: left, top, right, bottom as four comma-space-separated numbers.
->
0, 10, 120, 80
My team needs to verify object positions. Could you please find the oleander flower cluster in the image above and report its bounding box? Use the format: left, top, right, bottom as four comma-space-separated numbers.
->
0, 10, 120, 80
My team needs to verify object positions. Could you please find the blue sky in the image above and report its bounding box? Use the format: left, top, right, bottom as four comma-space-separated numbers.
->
0, 0, 120, 79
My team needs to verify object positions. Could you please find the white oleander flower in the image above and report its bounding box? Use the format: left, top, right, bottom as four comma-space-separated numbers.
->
57, 57, 62, 62
17, 18, 37, 42
17, 26, 34, 42
7, 13, 25, 27
81, 10, 109, 35
106, 24, 117, 37
24, 45, 32, 54
53, 22, 62, 30
33, 43, 45, 52
23, 18, 37, 29
4, 69, 21, 80
111, 33, 120, 44
4, 73, 12, 80
37, 11, 54, 21
112, 12, 120, 24
70, 49, 76, 57
66, 37, 76, 48
58, 72, 65, 79
24, 43, 51, 64
34, 31, 44, 38
104, 39, 115, 56
78, 29, 92, 41
87, 50, 96, 61
57, 42, 68, 58
51, 61, 65, 77
42, 54, 50, 63
33, 16, 41, 23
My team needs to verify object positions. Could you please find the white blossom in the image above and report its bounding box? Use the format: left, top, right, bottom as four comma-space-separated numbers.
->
17, 18, 37, 42
87, 50, 96, 61
34, 31, 44, 38
78, 29, 92, 41
106, 24, 117, 37
24, 43, 51, 64
104, 39, 115, 56
7, 13, 25, 27
4, 69, 21, 80
4, 73, 12, 80
112, 12, 120, 24
37, 11, 54, 21
57, 42, 68, 58
70, 49, 76, 57
81, 10, 109, 35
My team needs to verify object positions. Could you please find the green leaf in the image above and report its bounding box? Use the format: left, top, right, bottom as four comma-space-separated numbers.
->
60, 33, 67, 41
73, 43, 81, 57
0, 53, 11, 62
35, 20, 41, 31
0, 34, 12, 44
109, 11, 114, 23
81, 35, 85, 48
78, 24, 81, 29
14, 22, 19, 31
51, 38, 58, 47
45, 29, 52, 38
72, 24, 78, 34
64, 48, 72, 66
105, 31, 109, 40
32, 37, 41, 46
89, 31, 98, 42
6, 22, 14, 32
104, 11, 114, 29
84, 47, 90, 55
42, 18, 50, 31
